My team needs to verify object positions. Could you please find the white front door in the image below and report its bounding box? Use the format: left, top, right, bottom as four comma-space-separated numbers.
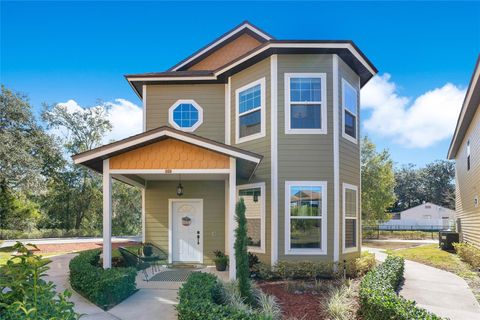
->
171, 199, 203, 263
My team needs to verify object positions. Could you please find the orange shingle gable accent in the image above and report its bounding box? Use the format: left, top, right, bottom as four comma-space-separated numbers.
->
109, 139, 230, 170
188, 33, 262, 71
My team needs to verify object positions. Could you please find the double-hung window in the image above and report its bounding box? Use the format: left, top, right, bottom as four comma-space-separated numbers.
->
237, 182, 266, 253
285, 181, 327, 255
342, 79, 358, 143
236, 78, 266, 143
285, 73, 327, 134
343, 183, 358, 253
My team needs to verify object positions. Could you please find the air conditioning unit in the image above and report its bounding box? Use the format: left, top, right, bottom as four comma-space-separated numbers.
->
439, 231, 459, 251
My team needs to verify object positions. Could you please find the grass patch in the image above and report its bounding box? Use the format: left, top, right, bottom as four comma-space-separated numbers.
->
362, 240, 424, 251
0, 246, 15, 265
390, 244, 480, 302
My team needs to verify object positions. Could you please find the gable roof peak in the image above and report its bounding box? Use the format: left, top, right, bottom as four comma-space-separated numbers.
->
168, 21, 274, 72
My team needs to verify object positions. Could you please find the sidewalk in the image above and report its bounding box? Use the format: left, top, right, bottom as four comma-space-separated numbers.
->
364, 247, 480, 320
46, 253, 177, 320
0, 236, 141, 248
364, 239, 438, 244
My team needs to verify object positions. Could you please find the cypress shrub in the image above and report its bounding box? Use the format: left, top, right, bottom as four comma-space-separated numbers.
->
234, 198, 252, 303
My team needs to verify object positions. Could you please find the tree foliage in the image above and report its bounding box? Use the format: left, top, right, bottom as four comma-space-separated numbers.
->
393, 160, 455, 211
361, 137, 396, 224
234, 198, 252, 303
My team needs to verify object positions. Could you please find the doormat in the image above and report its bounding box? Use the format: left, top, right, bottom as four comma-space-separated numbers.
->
149, 270, 196, 282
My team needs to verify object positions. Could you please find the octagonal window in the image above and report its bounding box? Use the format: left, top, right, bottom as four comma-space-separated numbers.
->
168, 100, 203, 132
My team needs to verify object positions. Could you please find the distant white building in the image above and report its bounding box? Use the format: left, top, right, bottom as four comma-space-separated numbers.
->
380, 202, 455, 230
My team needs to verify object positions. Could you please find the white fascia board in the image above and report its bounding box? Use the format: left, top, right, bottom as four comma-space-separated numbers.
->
73, 130, 261, 165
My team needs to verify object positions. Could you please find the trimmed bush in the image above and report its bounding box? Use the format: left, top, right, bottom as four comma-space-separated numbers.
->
360, 255, 442, 320
347, 252, 376, 277
454, 242, 480, 269
177, 272, 262, 320
69, 249, 137, 309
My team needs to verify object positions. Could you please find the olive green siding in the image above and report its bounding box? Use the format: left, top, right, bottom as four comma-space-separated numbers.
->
455, 103, 480, 247
145, 84, 225, 143
144, 180, 225, 265
230, 58, 272, 263
338, 58, 362, 260
277, 54, 335, 262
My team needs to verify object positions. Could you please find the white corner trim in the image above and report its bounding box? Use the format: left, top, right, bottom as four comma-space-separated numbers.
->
341, 79, 359, 144
142, 85, 147, 132
332, 55, 340, 263
168, 99, 204, 132
270, 54, 279, 265
171, 23, 272, 71
235, 77, 267, 144
284, 73, 327, 135
225, 79, 231, 145
228, 158, 237, 280
342, 183, 359, 254
284, 180, 328, 255
237, 182, 266, 254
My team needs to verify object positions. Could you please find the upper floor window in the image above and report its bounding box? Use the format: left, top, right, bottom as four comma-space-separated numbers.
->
168, 99, 203, 132
467, 139, 471, 171
342, 79, 358, 143
236, 78, 266, 143
285, 73, 327, 134
285, 181, 327, 255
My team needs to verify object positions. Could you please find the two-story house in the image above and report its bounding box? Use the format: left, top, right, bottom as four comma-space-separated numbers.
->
73, 21, 377, 279
448, 55, 480, 247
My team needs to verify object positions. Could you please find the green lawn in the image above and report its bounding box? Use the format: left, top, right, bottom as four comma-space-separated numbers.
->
389, 244, 480, 302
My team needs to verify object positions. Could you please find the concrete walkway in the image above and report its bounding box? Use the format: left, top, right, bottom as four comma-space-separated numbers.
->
364, 239, 438, 244
1, 236, 141, 247
364, 247, 480, 320
46, 254, 177, 320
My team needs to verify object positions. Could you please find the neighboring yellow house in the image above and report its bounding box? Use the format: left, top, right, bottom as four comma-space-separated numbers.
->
448, 55, 480, 247
72, 21, 377, 279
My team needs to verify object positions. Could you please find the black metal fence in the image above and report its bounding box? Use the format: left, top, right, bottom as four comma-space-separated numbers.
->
362, 225, 448, 240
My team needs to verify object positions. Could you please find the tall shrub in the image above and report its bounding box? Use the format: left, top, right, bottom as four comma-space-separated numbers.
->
234, 198, 252, 303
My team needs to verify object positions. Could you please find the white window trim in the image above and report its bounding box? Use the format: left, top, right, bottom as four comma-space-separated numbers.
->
285, 181, 328, 255
235, 78, 266, 144
284, 73, 327, 135
237, 182, 266, 254
342, 183, 359, 254
341, 79, 359, 144
168, 99, 204, 132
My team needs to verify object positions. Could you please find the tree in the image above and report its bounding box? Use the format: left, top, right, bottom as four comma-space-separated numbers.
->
361, 137, 396, 224
112, 181, 141, 235
0, 86, 64, 192
393, 164, 424, 212
42, 103, 112, 230
421, 160, 455, 209
234, 198, 252, 303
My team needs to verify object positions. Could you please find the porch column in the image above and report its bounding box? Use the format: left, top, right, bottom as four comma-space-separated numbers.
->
228, 158, 236, 280
103, 159, 112, 269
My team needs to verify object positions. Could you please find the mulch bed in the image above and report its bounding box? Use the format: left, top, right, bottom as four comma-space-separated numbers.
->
257, 280, 331, 319
26, 241, 139, 254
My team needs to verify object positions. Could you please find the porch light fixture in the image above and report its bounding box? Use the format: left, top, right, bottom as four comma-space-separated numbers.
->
176, 175, 184, 196
253, 192, 259, 203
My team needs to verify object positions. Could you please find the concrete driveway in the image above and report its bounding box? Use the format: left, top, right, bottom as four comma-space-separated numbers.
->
45, 254, 177, 320
365, 247, 480, 320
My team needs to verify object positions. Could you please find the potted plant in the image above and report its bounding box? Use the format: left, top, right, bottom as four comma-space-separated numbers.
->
213, 250, 229, 271
142, 243, 153, 257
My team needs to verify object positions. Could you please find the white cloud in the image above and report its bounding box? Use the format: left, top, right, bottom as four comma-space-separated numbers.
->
361, 74, 466, 148
55, 99, 142, 144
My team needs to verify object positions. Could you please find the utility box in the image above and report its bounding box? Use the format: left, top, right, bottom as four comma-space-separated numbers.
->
439, 231, 459, 251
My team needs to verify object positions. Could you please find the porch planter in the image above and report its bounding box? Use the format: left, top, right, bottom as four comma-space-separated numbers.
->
143, 244, 153, 257
213, 251, 229, 271
215, 259, 228, 271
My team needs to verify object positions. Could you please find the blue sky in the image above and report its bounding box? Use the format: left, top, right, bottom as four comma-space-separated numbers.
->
2, 1, 479, 167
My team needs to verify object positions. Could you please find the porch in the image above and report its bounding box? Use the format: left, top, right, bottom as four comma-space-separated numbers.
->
71, 126, 263, 280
